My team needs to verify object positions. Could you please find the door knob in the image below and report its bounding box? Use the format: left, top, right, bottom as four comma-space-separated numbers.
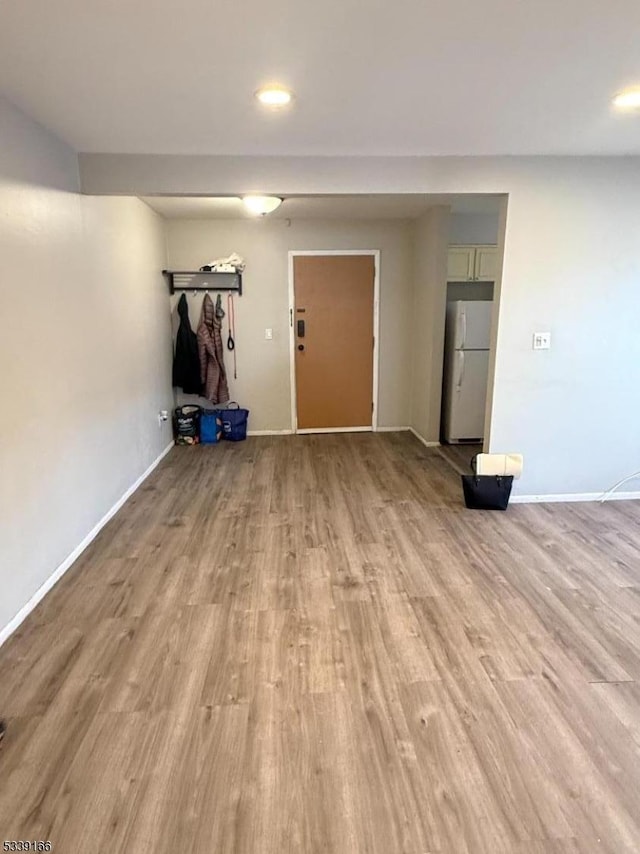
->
298, 344, 305, 351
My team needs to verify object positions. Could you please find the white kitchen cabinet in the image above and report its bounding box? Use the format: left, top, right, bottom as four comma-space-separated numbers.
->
447, 247, 475, 282
447, 245, 499, 282
474, 246, 499, 281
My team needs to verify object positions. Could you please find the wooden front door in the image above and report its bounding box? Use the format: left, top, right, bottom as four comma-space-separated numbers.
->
293, 254, 375, 430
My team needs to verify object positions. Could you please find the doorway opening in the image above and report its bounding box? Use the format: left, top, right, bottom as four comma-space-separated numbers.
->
146, 193, 506, 443
440, 208, 503, 449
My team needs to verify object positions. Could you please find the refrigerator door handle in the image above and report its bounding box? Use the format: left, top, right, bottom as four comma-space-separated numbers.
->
460, 310, 467, 349
456, 351, 465, 391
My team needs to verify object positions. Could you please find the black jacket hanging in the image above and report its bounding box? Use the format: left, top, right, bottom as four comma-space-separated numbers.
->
172, 294, 201, 394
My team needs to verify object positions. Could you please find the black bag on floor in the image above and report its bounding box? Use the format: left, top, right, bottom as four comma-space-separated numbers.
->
461, 474, 513, 511
174, 405, 201, 445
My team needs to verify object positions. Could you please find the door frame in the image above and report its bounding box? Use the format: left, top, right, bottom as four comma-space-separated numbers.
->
288, 250, 381, 434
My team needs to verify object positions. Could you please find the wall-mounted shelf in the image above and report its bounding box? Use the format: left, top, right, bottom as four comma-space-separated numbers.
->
163, 270, 243, 296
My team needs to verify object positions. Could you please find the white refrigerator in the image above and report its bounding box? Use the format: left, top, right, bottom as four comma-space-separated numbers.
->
442, 300, 492, 443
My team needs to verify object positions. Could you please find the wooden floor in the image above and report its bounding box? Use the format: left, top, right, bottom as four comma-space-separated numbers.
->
437, 442, 483, 476
1, 433, 640, 853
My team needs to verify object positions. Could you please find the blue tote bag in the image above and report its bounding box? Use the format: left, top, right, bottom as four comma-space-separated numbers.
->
216, 402, 249, 441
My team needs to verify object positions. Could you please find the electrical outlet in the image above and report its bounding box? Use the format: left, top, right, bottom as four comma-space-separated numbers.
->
533, 332, 551, 350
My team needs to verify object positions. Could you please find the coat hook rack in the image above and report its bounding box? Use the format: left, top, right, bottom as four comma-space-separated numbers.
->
163, 269, 243, 297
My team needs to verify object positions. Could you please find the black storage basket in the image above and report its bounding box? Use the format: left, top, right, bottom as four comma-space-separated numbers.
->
461, 474, 513, 511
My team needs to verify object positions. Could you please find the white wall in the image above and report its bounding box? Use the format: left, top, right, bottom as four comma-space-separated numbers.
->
410, 207, 450, 443
489, 170, 640, 496
449, 212, 500, 245
87, 153, 640, 497
166, 217, 414, 431
0, 97, 173, 636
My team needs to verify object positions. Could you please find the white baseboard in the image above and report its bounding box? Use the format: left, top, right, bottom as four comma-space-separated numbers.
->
408, 427, 441, 449
511, 490, 640, 505
247, 430, 293, 436
0, 441, 174, 649
249, 428, 411, 436
296, 427, 372, 434
247, 429, 293, 436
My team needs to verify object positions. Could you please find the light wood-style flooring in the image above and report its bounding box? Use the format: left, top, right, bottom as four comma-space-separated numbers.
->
1, 432, 640, 853
437, 442, 482, 475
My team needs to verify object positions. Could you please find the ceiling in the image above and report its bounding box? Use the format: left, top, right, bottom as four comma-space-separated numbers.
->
1, 0, 639, 156
141, 194, 504, 220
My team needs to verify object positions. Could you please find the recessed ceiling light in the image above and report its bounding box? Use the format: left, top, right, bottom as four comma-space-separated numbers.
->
613, 88, 640, 110
242, 196, 283, 216
255, 86, 293, 108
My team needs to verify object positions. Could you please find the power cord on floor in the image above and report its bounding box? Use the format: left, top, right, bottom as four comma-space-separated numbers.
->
598, 470, 640, 503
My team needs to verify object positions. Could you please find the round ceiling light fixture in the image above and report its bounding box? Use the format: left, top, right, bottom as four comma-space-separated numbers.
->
612, 87, 640, 110
255, 86, 293, 108
242, 196, 283, 216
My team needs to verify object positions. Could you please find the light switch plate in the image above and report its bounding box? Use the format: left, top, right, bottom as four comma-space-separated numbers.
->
533, 332, 551, 350
265, 328, 273, 340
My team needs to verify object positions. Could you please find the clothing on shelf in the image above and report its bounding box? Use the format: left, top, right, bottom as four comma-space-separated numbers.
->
172, 293, 201, 394
197, 293, 230, 405
200, 252, 245, 273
